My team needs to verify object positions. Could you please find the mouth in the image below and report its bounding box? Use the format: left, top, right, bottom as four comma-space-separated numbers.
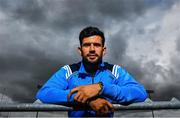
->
87, 54, 98, 59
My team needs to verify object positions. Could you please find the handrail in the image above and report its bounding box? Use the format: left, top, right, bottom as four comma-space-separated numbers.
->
0, 98, 180, 112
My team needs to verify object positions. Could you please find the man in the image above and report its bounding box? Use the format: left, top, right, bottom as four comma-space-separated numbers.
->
36, 26, 148, 117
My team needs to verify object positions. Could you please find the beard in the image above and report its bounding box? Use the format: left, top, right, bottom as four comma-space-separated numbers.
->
82, 54, 102, 65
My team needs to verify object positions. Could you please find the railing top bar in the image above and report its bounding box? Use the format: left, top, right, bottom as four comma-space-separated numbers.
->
1, 99, 180, 112
0, 103, 73, 111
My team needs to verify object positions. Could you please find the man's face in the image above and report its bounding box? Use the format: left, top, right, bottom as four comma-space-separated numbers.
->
78, 35, 106, 64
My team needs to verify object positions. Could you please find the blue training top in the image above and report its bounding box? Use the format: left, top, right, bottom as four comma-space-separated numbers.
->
36, 61, 148, 117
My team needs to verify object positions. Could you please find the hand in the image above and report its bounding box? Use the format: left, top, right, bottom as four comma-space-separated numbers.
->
68, 84, 101, 103
89, 98, 114, 115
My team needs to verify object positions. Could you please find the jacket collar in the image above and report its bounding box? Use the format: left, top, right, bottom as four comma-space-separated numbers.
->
78, 60, 105, 75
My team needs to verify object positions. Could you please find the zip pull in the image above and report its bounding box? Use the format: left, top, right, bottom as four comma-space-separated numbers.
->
91, 74, 95, 84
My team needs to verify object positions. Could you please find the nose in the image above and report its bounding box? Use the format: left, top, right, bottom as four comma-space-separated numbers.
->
89, 43, 95, 51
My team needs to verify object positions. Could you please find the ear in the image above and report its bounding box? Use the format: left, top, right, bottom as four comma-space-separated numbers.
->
103, 46, 106, 56
77, 47, 82, 56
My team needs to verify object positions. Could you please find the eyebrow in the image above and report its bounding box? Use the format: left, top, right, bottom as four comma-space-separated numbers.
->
82, 42, 102, 46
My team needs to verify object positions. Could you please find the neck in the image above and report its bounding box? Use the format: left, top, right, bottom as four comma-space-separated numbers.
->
82, 60, 101, 75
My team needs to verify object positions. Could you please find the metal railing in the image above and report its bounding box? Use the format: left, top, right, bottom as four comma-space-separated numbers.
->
0, 98, 180, 117
0, 98, 180, 111
1, 89, 180, 117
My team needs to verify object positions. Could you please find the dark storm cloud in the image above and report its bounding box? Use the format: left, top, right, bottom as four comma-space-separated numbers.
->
108, 31, 127, 63
0, 0, 179, 103
164, 37, 180, 100
152, 65, 180, 100
0, 46, 72, 102
96, 0, 147, 20
0, 0, 46, 23
0, 0, 152, 30
0, 21, 75, 102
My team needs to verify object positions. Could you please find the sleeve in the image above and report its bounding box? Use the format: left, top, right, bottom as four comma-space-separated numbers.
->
36, 66, 72, 104
100, 65, 148, 104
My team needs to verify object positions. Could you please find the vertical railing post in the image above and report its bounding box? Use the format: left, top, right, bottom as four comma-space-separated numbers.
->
36, 84, 43, 118
36, 111, 39, 118
147, 89, 154, 118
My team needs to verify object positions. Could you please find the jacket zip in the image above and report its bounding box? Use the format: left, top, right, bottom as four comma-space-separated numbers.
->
91, 74, 94, 84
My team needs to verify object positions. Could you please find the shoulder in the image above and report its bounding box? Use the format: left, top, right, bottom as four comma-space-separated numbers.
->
104, 62, 122, 78
60, 62, 81, 79
69, 62, 81, 73
104, 62, 122, 71
61, 62, 80, 72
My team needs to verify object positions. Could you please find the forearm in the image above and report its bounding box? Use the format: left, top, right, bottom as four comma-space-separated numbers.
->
36, 67, 73, 103
36, 87, 72, 103
100, 82, 148, 103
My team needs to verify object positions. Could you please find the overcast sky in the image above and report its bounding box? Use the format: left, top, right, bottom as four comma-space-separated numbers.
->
0, 0, 180, 103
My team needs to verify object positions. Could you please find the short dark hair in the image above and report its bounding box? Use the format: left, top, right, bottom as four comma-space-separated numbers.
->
79, 26, 105, 46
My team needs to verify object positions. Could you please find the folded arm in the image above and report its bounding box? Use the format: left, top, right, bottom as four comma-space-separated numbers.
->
36, 68, 72, 103
100, 66, 148, 103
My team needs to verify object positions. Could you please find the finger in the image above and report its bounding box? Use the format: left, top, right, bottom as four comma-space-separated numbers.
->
100, 106, 106, 113
82, 97, 88, 103
89, 103, 96, 111
74, 92, 81, 102
103, 105, 109, 113
106, 101, 114, 111
76, 93, 84, 103
98, 105, 105, 114
99, 108, 105, 114
68, 87, 79, 101
97, 108, 104, 116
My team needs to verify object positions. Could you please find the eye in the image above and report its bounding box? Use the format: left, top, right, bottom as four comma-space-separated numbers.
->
93, 43, 102, 47
82, 43, 91, 47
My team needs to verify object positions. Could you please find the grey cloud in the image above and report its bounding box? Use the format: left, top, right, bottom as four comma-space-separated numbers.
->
108, 32, 127, 63
0, 24, 74, 102
0, 0, 46, 24
139, 59, 180, 100
0, 47, 70, 102
96, 0, 147, 21
0, 0, 154, 31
